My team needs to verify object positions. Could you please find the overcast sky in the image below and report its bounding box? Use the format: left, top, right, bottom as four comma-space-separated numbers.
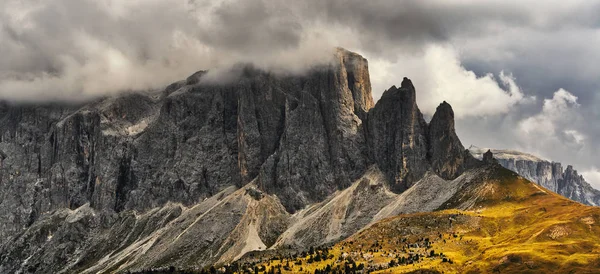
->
1, 0, 599, 187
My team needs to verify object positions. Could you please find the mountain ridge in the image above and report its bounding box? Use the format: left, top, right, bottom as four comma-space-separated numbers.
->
469, 146, 600, 206
0, 49, 598, 273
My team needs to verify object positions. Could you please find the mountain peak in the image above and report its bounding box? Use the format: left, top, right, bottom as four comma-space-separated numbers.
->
428, 100, 477, 179
432, 101, 455, 124
369, 82, 481, 189
436, 100, 452, 110
368, 78, 429, 191
335, 48, 374, 116
401, 77, 414, 89
377, 77, 417, 110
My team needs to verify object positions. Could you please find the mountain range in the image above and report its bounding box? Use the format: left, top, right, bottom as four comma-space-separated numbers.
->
0, 49, 599, 273
470, 146, 600, 206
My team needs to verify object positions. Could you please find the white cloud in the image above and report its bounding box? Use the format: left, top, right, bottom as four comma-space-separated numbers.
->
0, 0, 339, 102
367, 45, 533, 117
582, 169, 600, 190
518, 88, 582, 147
456, 85, 598, 184
514, 89, 589, 162
0, 30, 217, 101
564, 129, 586, 145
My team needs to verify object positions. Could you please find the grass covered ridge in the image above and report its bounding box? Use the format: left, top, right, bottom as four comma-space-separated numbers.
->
333, 167, 600, 273
233, 166, 600, 273
164, 166, 600, 274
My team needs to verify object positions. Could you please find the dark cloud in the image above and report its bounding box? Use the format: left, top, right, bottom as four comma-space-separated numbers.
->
298, 0, 533, 55
199, 0, 302, 52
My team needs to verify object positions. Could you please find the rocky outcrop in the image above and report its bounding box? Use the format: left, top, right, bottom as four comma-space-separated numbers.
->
482, 149, 498, 165
0, 50, 374, 244
0, 48, 485, 272
367, 80, 479, 191
470, 146, 600, 206
428, 101, 478, 179
367, 78, 429, 191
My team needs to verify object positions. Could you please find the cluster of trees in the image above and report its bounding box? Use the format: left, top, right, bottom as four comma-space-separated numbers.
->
313, 258, 365, 274
126, 265, 217, 274
194, 245, 339, 274
128, 236, 457, 274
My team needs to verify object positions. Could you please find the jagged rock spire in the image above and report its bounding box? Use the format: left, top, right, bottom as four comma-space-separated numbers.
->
368, 82, 480, 189
336, 48, 375, 118
428, 101, 477, 179
401, 77, 414, 89
367, 77, 429, 192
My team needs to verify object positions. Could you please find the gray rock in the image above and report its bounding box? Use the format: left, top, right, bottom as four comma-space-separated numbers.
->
0, 48, 486, 272
367, 78, 430, 192
367, 79, 480, 192
428, 101, 478, 179
482, 150, 498, 165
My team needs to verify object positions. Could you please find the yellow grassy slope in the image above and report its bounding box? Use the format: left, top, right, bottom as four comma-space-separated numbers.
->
257, 166, 600, 273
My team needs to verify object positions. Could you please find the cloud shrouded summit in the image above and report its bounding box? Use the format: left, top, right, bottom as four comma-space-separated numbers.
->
1, 0, 599, 186
1, 0, 597, 101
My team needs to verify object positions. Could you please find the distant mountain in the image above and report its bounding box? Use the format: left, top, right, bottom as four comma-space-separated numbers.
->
469, 146, 600, 206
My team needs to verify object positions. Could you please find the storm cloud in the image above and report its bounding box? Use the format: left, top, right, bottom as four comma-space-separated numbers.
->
0, 0, 599, 186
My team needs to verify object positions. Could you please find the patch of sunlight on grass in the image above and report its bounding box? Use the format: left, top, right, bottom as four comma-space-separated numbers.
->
240, 170, 600, 273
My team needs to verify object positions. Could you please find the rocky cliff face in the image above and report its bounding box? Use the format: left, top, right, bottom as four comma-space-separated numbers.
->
470, 146, 600, 206
367, 78, 430, 191
367, 82, 478, 191
428, 102, 479, 180
0, 49, 483, 273
0, 49, 373, 236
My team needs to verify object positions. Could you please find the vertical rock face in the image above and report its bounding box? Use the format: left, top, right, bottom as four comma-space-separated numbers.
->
338, 48, 375, 119
254, 49, 372, 211
0, 49, 375, 237
428, 101, 477, 179
367, 79, 479, 191
367, 78, 430, 191
470, 147, 600, 206
0, 97, 160, 242
557, 165, 599, 205
221, 53, 370, 209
